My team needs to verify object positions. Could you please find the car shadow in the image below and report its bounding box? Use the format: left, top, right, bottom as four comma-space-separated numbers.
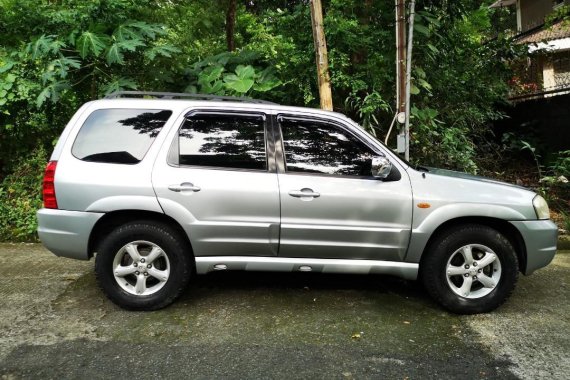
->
183, 270, 430, 305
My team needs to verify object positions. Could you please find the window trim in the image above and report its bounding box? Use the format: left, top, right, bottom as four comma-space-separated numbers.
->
71, 108, 173, 165
274, 114, 399, 180
167, 110, 274, 173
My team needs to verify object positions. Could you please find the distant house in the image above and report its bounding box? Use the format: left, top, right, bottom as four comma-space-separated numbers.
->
491, 0, 570, 101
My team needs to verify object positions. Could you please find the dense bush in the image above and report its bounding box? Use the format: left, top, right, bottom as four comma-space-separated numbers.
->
0, 147, 47, 241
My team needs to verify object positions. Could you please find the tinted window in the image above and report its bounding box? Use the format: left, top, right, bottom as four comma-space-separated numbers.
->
280, 118, 374, 176
72, 109, 172, 164
178, 114, 267, 170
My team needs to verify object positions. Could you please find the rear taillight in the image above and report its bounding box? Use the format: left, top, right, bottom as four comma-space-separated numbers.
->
43, 161, 58, 209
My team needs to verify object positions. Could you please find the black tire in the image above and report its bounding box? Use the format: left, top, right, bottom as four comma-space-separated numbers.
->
95, 220, 192, 311
421, 224, 519, 314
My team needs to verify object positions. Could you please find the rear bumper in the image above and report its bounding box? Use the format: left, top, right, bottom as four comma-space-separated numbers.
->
37, 208, 103, 260
510, 220, 558, 275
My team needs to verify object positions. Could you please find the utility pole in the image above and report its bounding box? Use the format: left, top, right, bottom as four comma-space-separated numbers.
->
404, 0, 416, 161
393, 0, 415, 161
310, 0, 333, 111
395, 0, 406, 116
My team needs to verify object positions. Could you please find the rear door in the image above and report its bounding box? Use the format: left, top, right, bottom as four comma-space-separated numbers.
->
152, 110, 280, 257
275, 115, 413, 262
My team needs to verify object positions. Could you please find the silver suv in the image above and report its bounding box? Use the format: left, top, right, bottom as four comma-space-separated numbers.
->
37, 92, 558, 314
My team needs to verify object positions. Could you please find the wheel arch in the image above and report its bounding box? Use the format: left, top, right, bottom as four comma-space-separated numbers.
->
418, 217, 527, 273
87, 210, 193, 259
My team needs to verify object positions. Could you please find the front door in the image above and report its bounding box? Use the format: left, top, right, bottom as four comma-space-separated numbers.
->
153, 111, 280, 257
276, 116, 413, 262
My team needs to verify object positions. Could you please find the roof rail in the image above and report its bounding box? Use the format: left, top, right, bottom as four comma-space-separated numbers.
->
104, 91, 277, 105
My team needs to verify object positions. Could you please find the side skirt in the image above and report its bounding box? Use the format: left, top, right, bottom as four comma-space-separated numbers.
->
195, 256, 418, 280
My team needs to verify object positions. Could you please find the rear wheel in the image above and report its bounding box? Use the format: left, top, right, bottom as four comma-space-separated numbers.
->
95, 221, 192, 310
421, 224, 518, 314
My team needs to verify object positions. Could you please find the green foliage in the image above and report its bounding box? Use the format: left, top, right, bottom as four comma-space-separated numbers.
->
540, 150, 570, 194
76, 31, 108, 58
405, 2, 522, 171
411, 106, 477, 173
561, 211, 570, 234
345, 91, 390, 137
548, 150, 570, 178
183, 52, 281, 96
545, 5, 570, 27
521, 140, 543, 179
0, 147, 47, 242
519, 142, 569, 206
0, 0, 543, 240
0, 0, 182, 174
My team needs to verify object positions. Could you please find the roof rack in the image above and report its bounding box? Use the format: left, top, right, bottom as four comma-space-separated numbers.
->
104, 91, 277, 105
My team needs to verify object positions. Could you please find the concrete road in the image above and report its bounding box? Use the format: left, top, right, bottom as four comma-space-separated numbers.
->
0, 244, 568, 379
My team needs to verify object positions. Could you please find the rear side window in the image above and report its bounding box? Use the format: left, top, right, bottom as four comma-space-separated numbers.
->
177, 113, 267, 170
72, 109, 172, 164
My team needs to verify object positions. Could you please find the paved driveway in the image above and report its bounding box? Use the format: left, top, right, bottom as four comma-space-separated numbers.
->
1, 244, 568, 379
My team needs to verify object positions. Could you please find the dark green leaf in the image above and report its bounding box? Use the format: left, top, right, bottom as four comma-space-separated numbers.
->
27, 35, 55, 59
144, 45, 181, 60
106, 43, 124, 65
253, 79, 281, 92
76, 32, 107, 58
235, 65, 255, 80
0, 62, 15, 74
119, 38, 145, 52
102, 77, 138, 95
224, 76, 254, 93
413, 23, 430, 36
198, 65, 224, 85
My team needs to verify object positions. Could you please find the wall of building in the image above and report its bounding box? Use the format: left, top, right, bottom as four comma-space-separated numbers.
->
519, 0, 556, 32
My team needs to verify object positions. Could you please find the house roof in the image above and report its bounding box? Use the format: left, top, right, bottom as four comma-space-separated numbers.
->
515, 20, 570, 44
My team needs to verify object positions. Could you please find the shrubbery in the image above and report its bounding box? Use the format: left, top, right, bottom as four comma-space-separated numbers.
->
0, 147, 47, 241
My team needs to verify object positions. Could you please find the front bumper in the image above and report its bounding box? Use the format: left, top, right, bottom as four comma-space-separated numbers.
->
37, 208, 103, 260
510, 220, 558, 275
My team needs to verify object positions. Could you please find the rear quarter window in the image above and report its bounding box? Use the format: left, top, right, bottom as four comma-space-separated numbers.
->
72, 109, 172, 164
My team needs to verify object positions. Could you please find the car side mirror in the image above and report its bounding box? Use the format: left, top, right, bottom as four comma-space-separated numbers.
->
371, 156, 392, 179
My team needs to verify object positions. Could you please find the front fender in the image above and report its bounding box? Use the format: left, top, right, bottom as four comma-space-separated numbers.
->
404, 203, 528, 263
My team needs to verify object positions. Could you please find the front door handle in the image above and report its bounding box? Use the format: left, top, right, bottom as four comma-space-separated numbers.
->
168, 182, 201, 192
288, 188, 320, 199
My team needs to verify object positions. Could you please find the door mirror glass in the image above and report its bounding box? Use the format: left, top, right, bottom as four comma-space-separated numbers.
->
371, 156, 392, 179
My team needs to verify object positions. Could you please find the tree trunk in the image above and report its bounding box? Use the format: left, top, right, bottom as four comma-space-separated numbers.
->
310, 0, 333, 111
226, 0, 237, 52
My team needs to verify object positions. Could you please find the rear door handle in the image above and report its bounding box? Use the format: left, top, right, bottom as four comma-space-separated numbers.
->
168, 182, 201, 192
288, 188, 320, 198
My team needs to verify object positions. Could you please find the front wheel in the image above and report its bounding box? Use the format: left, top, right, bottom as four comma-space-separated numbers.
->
95, 221, 192, 310
421, 224, 519, 314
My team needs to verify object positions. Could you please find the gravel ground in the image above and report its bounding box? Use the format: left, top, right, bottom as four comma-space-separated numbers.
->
0, 243, 568, 379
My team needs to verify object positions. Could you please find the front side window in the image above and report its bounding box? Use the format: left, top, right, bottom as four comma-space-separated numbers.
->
72, 109, 172, 164
280, 117, 375, 176
178, 113, 267, 170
